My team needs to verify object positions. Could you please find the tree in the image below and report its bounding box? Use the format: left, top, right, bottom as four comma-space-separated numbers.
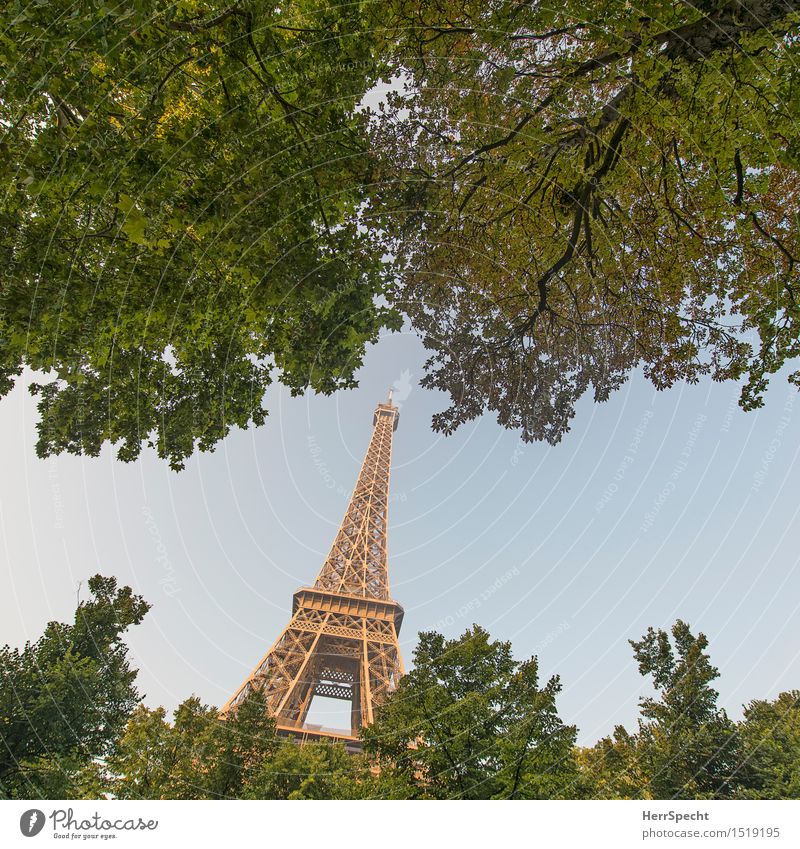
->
627, 620, 739, 798
361, 626, 581, 799
243, 739, 363, 799
0, 575, 150, 798
735, 690, 800, 799
1, 1, 398, 469
373, 0, 800, 444
109, 690, 364, 799
580, 621, 741, 799
109, 689, 277, 799
106, 704, 188, 799
578, 725, 650, 799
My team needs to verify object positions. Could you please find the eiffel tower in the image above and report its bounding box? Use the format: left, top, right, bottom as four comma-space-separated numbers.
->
222, 393, 404, 749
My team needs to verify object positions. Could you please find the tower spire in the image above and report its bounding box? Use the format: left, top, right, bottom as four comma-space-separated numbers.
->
222, 396, 404, 747
312, 395, 398, 600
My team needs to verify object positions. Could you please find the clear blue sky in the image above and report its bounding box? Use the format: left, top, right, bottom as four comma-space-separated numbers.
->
2, 327, 799, 744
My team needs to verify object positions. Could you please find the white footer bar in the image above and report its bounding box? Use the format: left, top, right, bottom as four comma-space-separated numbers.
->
3, 799, 798, 848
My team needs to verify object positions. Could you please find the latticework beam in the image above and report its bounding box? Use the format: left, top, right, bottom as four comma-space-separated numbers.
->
221, 395, 404, 744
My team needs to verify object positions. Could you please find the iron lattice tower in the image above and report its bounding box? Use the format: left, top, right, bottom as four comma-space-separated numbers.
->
222, 394, 404, 748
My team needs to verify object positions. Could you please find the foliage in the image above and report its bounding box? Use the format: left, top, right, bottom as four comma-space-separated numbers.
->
630, 620, 741, 798
110, 689, 361, 799
361, 625, 582, 799
0, 575, 150, 798
109, 689, 278, 799
735, 690, 800, 799
1, 0, 398, 469
243, 739, 364, 799
373, 0, 800, 444
2, 580, 796, 800
5, 1, 799, 462
583, 620, 740, 799
577, 725, 650, 800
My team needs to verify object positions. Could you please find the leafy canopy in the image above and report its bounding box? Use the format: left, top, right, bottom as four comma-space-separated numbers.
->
583, 620, 740, 799
3, 1, 800, 463
109, 689, 279, 799
735, 690, 800, 799
362, 625, 582, 799
5, 592, 798, 801
0, 575, 150, 799
1, 0, 398, 469
110, 689, 365, 799
373, 0, 800, 443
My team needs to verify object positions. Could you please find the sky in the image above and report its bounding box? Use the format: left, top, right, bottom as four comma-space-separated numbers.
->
2, 327, 799, 745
